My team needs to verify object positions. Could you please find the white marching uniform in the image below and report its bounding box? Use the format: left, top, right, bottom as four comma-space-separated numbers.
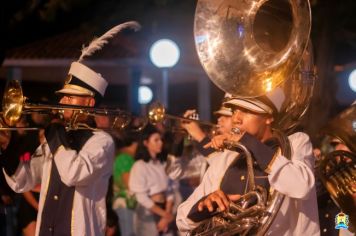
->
176, 132, 320, 236
3, 131, 115, 236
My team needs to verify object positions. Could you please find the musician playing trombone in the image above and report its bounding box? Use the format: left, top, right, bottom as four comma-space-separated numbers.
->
176, 87, 320, 235
0, 20, 143, 236
2, 61, 115, 236
166, 93, 233, 182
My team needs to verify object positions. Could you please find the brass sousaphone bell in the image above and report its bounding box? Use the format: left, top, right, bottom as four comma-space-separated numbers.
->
189, 0, 315, 235
194, 0, 315, 133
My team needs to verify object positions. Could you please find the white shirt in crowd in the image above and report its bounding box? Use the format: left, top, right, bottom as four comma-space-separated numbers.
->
129, 159, 174, 208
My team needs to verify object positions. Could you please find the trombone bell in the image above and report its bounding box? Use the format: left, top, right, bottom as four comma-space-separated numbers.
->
148, 102, 165, 124
147, 102, 215, 128
2, 80, 24, 126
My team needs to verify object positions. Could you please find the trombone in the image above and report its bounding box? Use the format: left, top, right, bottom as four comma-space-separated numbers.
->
147, 102, 216, 132
0, 80, 135, 131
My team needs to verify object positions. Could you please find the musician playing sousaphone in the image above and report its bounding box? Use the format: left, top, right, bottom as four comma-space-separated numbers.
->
176, 0, 320, 234
176, 87, 320, 235
317, 102, 356, 236
166, 93, 233, 183
1, 22, 140, 236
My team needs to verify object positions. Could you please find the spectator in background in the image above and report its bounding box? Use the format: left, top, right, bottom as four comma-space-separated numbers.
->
18, 187, 40, 236
95, 114, 122, 236
0, 115, 43, 236
0, 129, 13, 236
18, 111, 50, 236
129, 125, 174, 236
106, 207, 120, 236
112, 131, 138, 236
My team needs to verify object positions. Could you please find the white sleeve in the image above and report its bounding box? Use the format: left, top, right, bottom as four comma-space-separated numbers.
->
165, 154, 184, 180
176, 153, 223, 232
129, 161, 155, 209
268, 132, 316, 199
3, 145, 44, 193
54, 132, 114, 187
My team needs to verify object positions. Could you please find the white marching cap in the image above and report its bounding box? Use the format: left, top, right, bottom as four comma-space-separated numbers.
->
214, 106, 233, 117
56, 21, 141, 98
224, 87, 285, 115
214, 93, 234, 116
56, 62, 108, 97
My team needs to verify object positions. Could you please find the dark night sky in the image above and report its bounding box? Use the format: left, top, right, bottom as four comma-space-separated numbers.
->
1, 0, 356, 119
3, 0, 356, 63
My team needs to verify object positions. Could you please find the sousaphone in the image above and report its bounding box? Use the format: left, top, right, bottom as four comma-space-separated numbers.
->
318, 104, 356, 232
189, 0, 315, 235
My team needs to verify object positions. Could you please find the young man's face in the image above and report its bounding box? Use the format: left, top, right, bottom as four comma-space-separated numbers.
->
231, 107, 273, 141
217, 115, 232, 135
59, 95, 94, 120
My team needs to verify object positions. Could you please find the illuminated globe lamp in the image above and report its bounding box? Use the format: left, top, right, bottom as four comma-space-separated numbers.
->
348, 69, 356, 93
138, 85, 153, 105
149, 39, 180, 108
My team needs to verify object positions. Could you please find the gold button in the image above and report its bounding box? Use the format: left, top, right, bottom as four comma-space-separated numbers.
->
240, 175, 245, 181
323, 228, 327, 232
325, 213, 329, 218
54, 195, 59, 200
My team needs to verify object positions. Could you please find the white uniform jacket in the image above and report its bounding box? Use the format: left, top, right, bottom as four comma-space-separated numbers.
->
176, 132, 320, 236
3, 130, 115, 236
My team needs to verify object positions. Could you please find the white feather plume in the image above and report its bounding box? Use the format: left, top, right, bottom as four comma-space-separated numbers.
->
78, 21, 141, 62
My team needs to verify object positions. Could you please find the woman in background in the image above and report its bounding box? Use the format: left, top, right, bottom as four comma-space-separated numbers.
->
129, 125, 174, 236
